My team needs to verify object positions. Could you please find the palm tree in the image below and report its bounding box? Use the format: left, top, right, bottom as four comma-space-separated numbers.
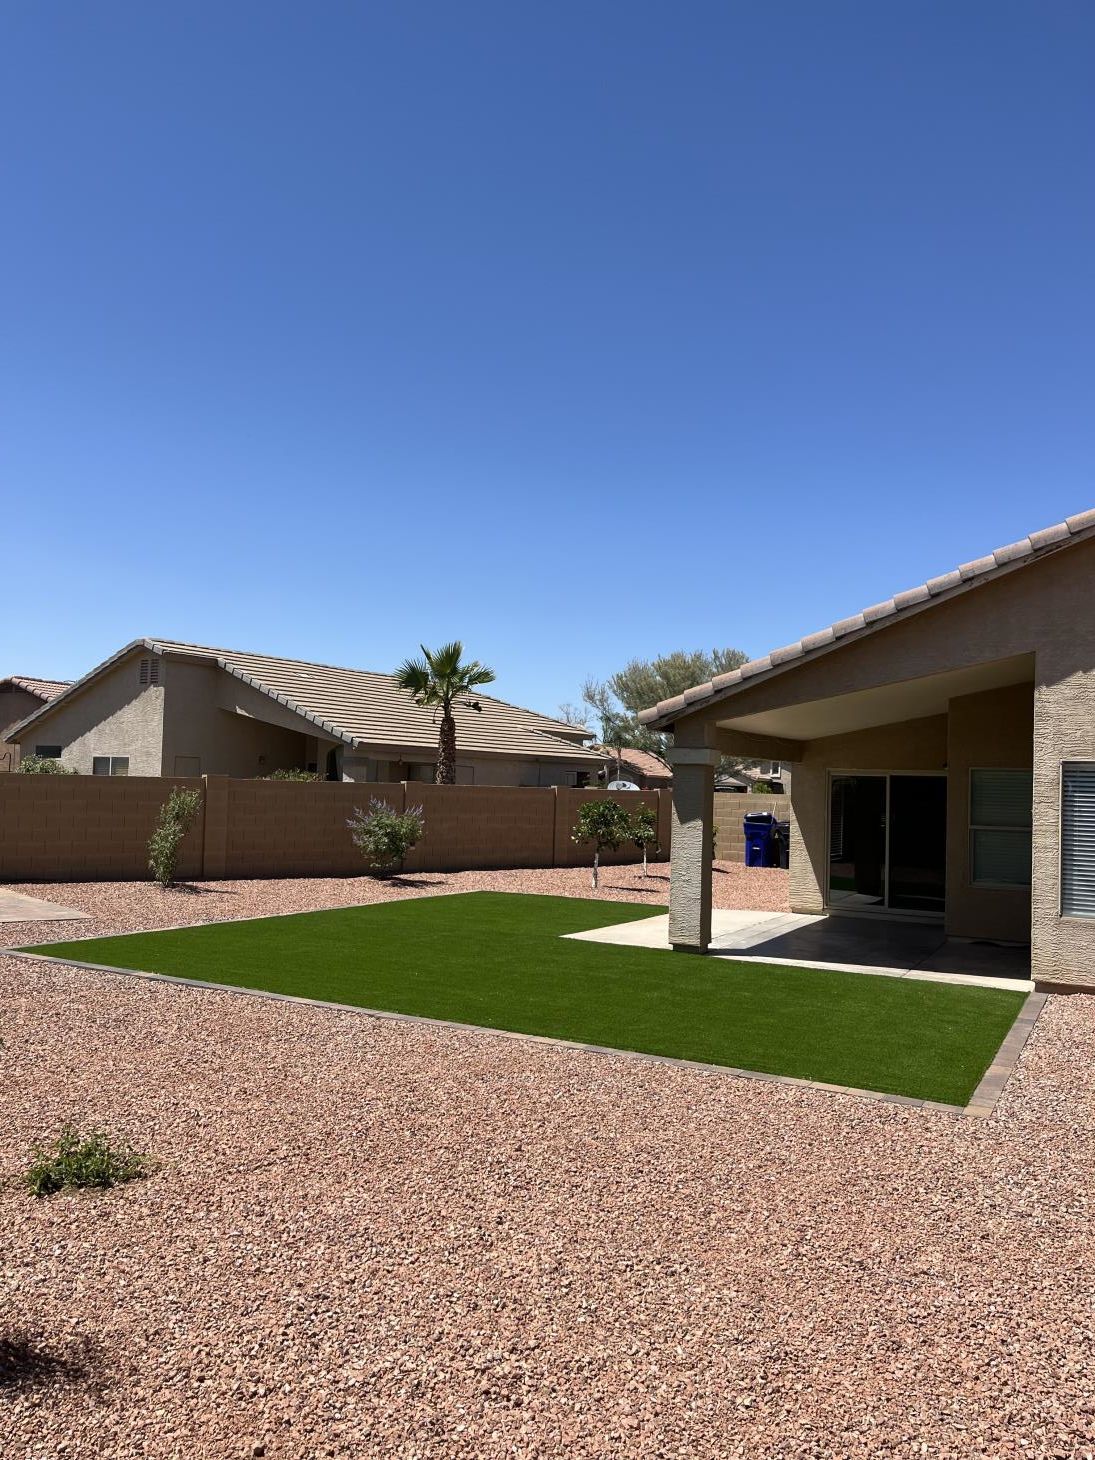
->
395, 642, 496, 784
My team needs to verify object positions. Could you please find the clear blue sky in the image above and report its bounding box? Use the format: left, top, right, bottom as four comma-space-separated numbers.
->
3, 2, 1093, 717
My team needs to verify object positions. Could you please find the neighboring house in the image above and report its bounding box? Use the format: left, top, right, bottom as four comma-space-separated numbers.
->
641, 508, 1095, 993
592, 745, 673, 789
716, 761, 792, 793
0, 676, 71, 772
4, 639, 602, 787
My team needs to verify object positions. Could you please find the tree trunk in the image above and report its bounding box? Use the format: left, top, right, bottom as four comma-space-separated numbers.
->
592, 848, 599, 890
436, 709, 457, 784
642, 844, 648, 878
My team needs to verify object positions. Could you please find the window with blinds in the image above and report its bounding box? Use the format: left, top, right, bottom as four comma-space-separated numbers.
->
969, 768, 1032, 888
1062, 762, 1095, 917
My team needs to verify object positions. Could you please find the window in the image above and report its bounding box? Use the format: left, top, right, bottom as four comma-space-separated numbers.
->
92, 756, 130, 777
969, 769, 1032, 887
1062, 762, 1095, 918
138, 658, 160, 686
34, 745, 62, 759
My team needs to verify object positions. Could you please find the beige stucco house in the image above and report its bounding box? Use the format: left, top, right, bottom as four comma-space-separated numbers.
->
0, 676, 71, 772
5, 639, 602, 787
643, 509, 1095, 993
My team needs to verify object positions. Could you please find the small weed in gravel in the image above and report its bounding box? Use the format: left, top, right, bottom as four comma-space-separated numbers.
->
24, 1124, 149, 1198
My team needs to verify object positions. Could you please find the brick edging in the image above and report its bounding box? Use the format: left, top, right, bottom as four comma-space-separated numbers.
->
963, 991, 1047, 1118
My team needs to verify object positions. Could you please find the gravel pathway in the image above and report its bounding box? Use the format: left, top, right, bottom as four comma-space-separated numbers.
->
3, 867, 1092, 1458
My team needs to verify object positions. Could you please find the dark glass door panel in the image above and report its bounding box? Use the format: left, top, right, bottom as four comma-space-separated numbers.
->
829, 775, 886, 907
888, 775, 947, 913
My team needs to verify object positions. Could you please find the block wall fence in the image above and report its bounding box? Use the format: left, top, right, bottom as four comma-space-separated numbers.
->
0, 777, 675, 883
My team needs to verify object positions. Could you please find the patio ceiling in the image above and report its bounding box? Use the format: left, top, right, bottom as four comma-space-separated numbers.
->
718, 652, 1034, 742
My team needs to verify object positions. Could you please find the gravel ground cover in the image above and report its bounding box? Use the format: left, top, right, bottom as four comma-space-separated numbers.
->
30, 893, 1025, 1104
0, 860, 788, 952
3, 867, 1091, 1458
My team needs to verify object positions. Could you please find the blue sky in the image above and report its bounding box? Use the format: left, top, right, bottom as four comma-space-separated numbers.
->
3, 2, 1093, 717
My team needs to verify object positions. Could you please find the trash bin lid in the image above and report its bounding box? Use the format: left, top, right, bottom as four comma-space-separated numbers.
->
743, 811, 777, 826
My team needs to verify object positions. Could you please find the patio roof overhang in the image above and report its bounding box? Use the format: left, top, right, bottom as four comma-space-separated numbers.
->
714, 652, 1034, 754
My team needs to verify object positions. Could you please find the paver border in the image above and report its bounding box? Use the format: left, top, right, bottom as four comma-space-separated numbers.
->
4, 945, 1046, 1119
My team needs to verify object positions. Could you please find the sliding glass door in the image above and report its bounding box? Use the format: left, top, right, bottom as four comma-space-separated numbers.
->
828, 773, 947, 916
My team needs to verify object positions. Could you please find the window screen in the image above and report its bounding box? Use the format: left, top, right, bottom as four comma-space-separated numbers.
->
35, 745, 62, 759
969, 769, 1032, 887
1062, 762, 1095, 917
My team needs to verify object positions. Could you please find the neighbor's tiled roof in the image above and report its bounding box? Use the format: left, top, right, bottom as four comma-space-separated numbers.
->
1, 676, 71, 700
640, 507, 1095, 729
8, 639, 601, 763
593, 745, 673, 780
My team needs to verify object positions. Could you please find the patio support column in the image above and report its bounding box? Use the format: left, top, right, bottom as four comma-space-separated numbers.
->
668, 746, 719, 952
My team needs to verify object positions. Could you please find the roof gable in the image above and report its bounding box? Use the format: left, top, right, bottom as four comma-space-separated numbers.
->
640, 508, 1095, 729
6, 638, 600, 763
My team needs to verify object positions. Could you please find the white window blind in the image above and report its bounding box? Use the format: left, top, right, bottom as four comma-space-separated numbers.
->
969, 769, 1032, 887
1062, 762, 1095, 918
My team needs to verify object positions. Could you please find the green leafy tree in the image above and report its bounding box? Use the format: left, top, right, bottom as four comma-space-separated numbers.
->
629, 804, 659, 878
347, 799, 425, 876
572, 798, 634, 890
395, 642, 496, 784
576, 648, 750, 759
148, 786, 203, 888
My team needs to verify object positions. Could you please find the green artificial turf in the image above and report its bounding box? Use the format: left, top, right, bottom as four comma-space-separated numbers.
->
28, 892, 1026, 1104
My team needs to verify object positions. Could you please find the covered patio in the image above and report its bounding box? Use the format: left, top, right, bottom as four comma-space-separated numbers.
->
566, 907, 1032, 989
637, 512, 1095, 992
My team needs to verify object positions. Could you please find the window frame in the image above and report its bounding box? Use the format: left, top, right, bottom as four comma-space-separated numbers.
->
34, 745, 63, 759
92, 755, 130, 777
1059, 760, 1095, 920
968, 766, 1033, 890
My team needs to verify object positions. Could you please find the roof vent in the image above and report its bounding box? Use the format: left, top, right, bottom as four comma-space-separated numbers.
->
139, 657, 160, 687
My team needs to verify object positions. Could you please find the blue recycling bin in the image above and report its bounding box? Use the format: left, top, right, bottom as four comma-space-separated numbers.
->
743, 811, 778, 868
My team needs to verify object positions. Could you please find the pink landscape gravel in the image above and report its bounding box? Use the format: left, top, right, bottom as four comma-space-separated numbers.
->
2, 868, 1093, 1458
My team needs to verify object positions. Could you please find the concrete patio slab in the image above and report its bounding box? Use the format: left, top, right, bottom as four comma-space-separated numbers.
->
565, 907, 1033, 990
0, 888, 91, 923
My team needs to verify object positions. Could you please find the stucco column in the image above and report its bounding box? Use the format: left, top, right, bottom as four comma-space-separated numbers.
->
668, 747, 719, 952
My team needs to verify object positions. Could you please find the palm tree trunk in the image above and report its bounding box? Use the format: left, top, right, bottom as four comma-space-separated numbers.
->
436, 709, 457, 784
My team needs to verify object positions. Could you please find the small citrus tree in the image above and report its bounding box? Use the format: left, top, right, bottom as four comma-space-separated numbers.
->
572, 798, 633, 890
348, 799, 425, 877
148, 786, 203, 888
629, 804, 659, 878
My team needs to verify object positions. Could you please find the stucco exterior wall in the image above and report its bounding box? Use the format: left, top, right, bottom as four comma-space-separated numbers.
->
1, 688, 46, 771
945, 683, 1033, 943
163, 661, 309, 778
10, 652, 166, 776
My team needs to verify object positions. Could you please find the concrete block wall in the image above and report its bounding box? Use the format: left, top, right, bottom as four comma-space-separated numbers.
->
713, 792, 792, 862
0, 777, 671, 882
0, 775, 204, 882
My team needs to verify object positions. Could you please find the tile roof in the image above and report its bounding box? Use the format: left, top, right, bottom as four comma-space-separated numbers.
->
593, 745, 673, 781
1, 677, 71, 700
7, 639, 601, 763
639, 507, 1095, 729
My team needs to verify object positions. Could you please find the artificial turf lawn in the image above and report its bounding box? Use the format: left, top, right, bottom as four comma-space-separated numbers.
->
29, 892, 1027, 1104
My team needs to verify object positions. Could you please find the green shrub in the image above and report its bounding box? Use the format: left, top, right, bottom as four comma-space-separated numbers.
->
148, 786, 203, 887
751, 780, 773, 794
348, 799, 425, 876
629, 804, 659, 878
16, 755, 76, 775
262, 768, 320, 781
25, 1124, 149, 1198
572, 798, 634, 889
